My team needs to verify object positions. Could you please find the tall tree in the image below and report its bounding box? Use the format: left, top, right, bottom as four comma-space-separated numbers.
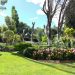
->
43, 0, 69, 46
18, 22, 31, 34
57, 0, 69, 39
5, 16, 16, 32
12, 6, 19, 33
42, 0, 61, 46
3, 30, 14, 44
65, 0, 75, 29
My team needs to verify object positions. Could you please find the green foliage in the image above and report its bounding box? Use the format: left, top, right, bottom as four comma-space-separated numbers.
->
2, 26, 8, 32
42, 35, 47, 43
18, 22, 31, 34
12, 6, 19, 33
5, 16, 16, 32
64, 27, 75, 37
23, 48, 75, 60
0, 43, 14, 52
65, 0, 75, 29
0, 27, 2, 33
4, 45, 14, 51
0, 43, 6, 51
5, 16, 11, 26
23, 47, 36, 58
52, 36, 73, 49
14, 34, 21, 43
33, 45, 40, 50
14, 42, 32, 53
3, 30, 14, 44
34, 28, 44, 42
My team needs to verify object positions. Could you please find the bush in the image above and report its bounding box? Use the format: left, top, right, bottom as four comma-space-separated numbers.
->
14, 42, 75, 60
0, 43, 6, 51
33, 50, 43, 60
14, 42, 32, 53
0, 43, 15, 52
33, 45, 40, 50
4, 45, 14, 51
23, 48, 75, 60
23, 47, 36, 58
33, 45, 49, 50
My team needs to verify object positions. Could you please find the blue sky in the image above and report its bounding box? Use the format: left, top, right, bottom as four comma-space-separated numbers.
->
0, 0, 58, 28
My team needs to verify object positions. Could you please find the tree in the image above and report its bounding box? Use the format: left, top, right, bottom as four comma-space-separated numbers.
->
0, 27, 2, 33
57, 0, 69, 39
64, 27, 75, 37
17, 22, 30, 34
3, 30, 14, 44
12, 6, 19, 33
2, 26, 8, 32
43, 0, 69, 46
34, 27, 44, 43
65, 0, 75, 29
18, 22, 31, 41
5, 16, 16, 32
5, 16, 11, 26
14, 34, 21, 43
42, 0, 61, 46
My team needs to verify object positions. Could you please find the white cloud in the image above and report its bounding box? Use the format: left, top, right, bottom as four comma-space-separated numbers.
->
0, 11, 7, 17
29, 17, 38, 21
26, 0, 45, 15
26, 0, 45, 7
36, 9, 45, 15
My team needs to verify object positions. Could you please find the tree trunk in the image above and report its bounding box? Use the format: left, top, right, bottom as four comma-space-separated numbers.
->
47, 17, 52, 46
31, 33, 33, 42
31, 22, 35, 43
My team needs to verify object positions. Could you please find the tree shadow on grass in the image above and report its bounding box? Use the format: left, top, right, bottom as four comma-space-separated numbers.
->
0, 54, 2, 56
10, 51, 25, 57
10, 52, 75, 75
62, 63, 75, 69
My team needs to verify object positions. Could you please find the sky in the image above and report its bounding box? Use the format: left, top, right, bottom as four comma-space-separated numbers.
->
0, 0, 58, 28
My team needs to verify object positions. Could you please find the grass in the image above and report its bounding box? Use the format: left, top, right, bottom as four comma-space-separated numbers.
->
0, 52, 75, 75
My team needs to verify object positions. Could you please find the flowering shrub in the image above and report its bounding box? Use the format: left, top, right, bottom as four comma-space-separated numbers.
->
24, 48, 75, 60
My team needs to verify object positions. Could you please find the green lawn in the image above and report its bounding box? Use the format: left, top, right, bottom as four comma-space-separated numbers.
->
0, 52, 75, 75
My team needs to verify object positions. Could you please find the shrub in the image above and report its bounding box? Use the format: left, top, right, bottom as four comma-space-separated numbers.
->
3, 30, 14, 44
0, 43, 6, 51
33, 45, 40, 50
23, 47, 36, 58
4, 45, 14, 51
0, 43, 15, 52
24, 48, 75, 60
33, 50, 43, 60
14, 42, 32, 53
33, 45, 49, 50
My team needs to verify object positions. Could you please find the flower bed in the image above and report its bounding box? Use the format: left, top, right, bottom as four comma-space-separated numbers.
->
23, 48, 75, 60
